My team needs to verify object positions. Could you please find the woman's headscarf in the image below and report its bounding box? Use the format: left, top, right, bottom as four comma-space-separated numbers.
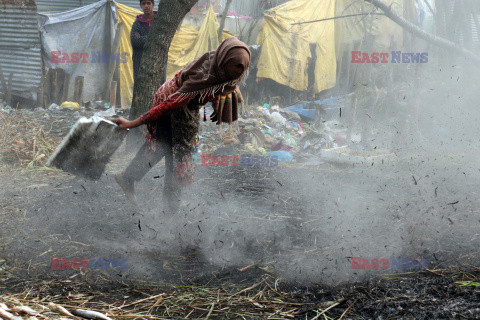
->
177, 37, 251, 102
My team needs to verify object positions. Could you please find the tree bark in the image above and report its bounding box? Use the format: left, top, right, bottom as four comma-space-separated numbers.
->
364, 0, 480, 64
129, 0, 199, 121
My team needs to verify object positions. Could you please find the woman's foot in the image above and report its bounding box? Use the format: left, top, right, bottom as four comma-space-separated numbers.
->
115, 173, 137, 204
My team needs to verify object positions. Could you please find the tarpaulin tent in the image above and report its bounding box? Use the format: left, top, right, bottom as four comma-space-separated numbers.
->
113, 4, 234, 107
107, 2, 203, 108
38, 1, 235, 108
170, 6, 220, 75
166, 24, 201, 78
255, 0, 418, 94
334, 0, 417, 83
167, 6, 234, 79
115, 2, 141, 108
38, 0, 117, 103
256, 0, 337, 94
117, 4, 234, 106
115, 5, 222, 107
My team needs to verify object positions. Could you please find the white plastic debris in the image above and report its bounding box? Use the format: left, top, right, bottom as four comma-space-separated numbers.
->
94, 107, 116, 117
48, 103, 60, 111
269, 111, 287, 125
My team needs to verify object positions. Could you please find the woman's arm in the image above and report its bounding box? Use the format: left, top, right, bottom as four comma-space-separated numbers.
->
140, 93, 192, 123
112, 117, 143, 129
112, 93, 192, 130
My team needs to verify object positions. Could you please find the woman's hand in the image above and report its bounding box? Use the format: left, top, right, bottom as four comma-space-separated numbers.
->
235, 87, 244, 103
112, 117, 143, 130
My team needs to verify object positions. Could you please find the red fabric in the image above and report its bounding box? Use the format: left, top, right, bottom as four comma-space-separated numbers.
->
136, 12, 157, 31
137, 68, 221, 187
140, 71, 187, 124
140, 69, 220, 125
140, 93, 192, 123
139, 70, 218, 148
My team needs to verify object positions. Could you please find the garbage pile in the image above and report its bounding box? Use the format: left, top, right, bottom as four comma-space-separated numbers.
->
0, 94, 364, 168
197, 95, 352, 165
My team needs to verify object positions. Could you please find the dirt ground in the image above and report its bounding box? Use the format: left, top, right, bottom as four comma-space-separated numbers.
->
1, 78, 480, 318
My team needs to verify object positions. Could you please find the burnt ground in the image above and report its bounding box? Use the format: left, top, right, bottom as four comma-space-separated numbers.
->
1, 135, 480, 318
1, 65, 480, 318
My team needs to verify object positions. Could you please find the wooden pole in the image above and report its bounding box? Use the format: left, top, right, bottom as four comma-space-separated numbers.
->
104, 22, 124, 100
37, 9, 46, 108
42, 69, 51, 107
74, 76, 84, 103
0, 64, 7, 102
51, 69, 58, 104
109, 80, 117, 108
6, 72, 13, 106
39, 66, 46, 108
62, 73, 70, 102
51, 68, 65, 104
308, 43, 317, 99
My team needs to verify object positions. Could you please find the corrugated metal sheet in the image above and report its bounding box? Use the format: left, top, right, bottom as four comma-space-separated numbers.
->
0, 1, 42, 97
36, 0, 143, 13
35, 0, 84, 13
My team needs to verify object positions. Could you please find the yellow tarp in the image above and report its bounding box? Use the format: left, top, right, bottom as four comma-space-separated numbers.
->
167, 6, 234, 78
169, 6, 219, 77
116, 2, 141, 108
166, 24, 200, 78
256, 0, 337, 93
116, 4, 233, 108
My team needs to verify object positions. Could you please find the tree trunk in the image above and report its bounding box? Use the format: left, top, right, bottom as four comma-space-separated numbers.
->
129, 0, 198, 121
364, 0, 480, 64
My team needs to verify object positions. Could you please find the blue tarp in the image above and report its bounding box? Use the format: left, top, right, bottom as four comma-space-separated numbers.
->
286, 96, 343, 120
